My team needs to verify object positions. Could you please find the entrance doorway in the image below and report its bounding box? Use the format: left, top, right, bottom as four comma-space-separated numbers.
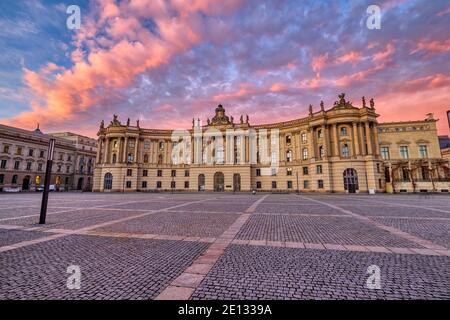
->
233, 173, 241, 192
214, 172, 224, 192
77, 177, 84, 190
22, 176, 30, 190
343, 168, 358, 193
198, 174, 205, 191
104, 173, 113, 190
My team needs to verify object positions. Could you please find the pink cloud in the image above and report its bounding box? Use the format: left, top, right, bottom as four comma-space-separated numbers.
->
336, 51, 362, 64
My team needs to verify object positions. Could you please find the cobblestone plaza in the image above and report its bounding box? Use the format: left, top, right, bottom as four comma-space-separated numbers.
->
0, 192, 449, 300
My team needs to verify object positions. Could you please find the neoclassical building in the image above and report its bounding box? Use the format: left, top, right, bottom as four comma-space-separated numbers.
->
93, 93, 450, 193
0, 124, 97, 192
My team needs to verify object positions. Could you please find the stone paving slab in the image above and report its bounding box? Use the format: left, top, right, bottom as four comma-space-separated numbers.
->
0, 234, 208, 300
337, 205, 450, 218
0, 229, 49, 247
254, 203, 347, 215
175, 203, 252, 213
236, 214, 423, 248
192, 244, 450, 300
0, 209, 139, 230
372, 217, 450, 249
94, 211, 240, 237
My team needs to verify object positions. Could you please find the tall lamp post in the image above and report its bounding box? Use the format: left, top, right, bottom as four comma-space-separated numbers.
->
447, 110, 450, 128
296, 171, 299, 194
39, 138, 55, 224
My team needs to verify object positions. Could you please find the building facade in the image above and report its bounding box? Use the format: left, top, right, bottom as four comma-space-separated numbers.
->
93, 93, 450, 193
0, 124, 97, 192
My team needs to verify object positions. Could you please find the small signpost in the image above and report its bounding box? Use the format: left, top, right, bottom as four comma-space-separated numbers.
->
39, 138, 55, 224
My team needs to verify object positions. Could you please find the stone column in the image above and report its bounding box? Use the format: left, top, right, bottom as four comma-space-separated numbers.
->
332, 124, 339, 157
359, 123, 366, 155
353, 123, 360, 156
322, 124, 328, 158
103, 138, 109, 163
365, 122, 373, 155
308, 127, 316, 159
373, 124, 380, 156
122, 137, 128, 163
134, 137, 140, 163
96, 139, 102, 164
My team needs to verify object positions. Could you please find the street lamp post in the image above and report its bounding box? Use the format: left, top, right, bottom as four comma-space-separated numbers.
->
39, 138, 55, 224
296, 171, 299, 194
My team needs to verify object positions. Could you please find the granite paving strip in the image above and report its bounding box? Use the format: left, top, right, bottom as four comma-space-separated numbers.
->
0, 198, 211, 253
0, 199, 166, 222
298, 195, 449, 255
155, 194, 269, 300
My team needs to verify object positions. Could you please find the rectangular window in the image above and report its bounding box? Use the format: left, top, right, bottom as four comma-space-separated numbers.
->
302, 166, 309, 175
143, 170, 148, 177
287, 168, 292, 176
318, 179, 324, 189
142, 181, 147, 188
12, 175, 18, 184
316, 165, 322, 174
271, 168, 277, 176
184, 181, 189, 188
14, 161, 20, 170
66, 166, 70, 173
38, 163, 43, 171
256, 181, 262, 189
376, 163, 380, 173
184, 170, 189, 177
378, 179, 382, 189
271, 181, 277, 189
287, 181, 293, 189
127, 169, 132, 176
57, 165, 61, 172
419, 145, 428, 158
0, 174, 3, 184
16, 147, 22, 155
380, 147, 390, 160
402, 167, 410, 181
256, 168, 261, 176
126, 181, 132, 188
156, 181, 162, 188
40, 150, 45, 158
399, 146, 409, 159
3, 145, 9, 153
28, 149, 34, 157
303, 180, 309, 189
157, 170, 162, 177
171, 170, 176, 177
171, 181, 176, 188
301, 133, 307, 143
0, 160, 6, 169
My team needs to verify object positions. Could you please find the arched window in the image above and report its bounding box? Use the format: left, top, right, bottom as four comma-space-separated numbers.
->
104, 173, 113, 190
286, 150, 292, 162
158, 154, 163, 164
112, 154, 117, 164
302, 148, 308, 160
341, 143, 349, 157
301, 132, 307, 143
159, 141, 164, 150
340, 127, 348, 136
143, 154, 149, 163
127, 153, 134, 163
12, 175, 18, 184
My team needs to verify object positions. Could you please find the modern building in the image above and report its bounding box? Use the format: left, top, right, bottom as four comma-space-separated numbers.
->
93, 93, 450, 193
0, 124, 97, 192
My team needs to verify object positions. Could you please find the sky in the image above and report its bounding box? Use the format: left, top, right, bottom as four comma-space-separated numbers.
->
0, 0, 449, 138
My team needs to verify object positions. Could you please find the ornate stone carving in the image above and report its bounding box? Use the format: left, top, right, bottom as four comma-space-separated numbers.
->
110, 114, 121, 126
209, 104, 232, 126
332, 93, 355, 109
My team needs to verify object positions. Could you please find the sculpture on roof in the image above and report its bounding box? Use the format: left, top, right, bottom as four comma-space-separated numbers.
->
362, 96, 367, 108
370, 98, 375, 109
309, 104, 313, 116
320, 100, 324, 111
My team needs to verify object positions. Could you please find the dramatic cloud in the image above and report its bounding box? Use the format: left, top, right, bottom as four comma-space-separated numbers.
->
1, 0, 449, 136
